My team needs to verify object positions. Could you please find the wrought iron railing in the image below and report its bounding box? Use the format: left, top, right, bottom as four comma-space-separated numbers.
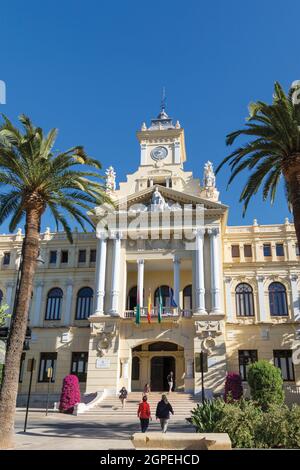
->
123, 307, 193, 319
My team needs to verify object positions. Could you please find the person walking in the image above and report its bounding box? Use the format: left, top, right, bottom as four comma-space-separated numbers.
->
118, 386, 128, 409
167, 371, 174, 393
155, 394, 174, 433
137, 395, 152, 433
143, 383, 151, 396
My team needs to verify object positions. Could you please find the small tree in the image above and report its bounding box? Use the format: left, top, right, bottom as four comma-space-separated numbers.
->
59, 374, 81, 414
247, 360, 284, 410
0, 304, 10, 327
224, 372, 243, 402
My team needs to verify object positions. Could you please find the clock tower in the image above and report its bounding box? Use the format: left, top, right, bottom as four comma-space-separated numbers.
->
136, 102, 186, 169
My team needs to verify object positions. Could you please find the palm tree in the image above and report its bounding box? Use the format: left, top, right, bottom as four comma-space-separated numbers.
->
0, 114, 109, 448
216, 81, 300, 247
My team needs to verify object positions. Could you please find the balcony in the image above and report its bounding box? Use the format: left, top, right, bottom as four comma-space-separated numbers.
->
123, 307, 192, 320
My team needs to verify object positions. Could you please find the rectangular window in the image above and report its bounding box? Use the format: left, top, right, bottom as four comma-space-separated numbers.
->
276, 243, 284, 257
49, 251, 57, 264
274, 350, 295, 381
231, 245, 240, 258
238, 350, 258, 381
3, 252, 10, 265
78, 250, 86, 263
19, 352, 26, 383
296, 244, 300, 256
38, 353, 57, 383
61, 250, 68, 264
263, 244, 272, 257
90, 249, 96, 263
244, 244, 252, 258
71, 352, 88, 382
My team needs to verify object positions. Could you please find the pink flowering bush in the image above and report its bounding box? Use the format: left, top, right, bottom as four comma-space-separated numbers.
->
59, 374, 81, 413
224, 372, 243, 402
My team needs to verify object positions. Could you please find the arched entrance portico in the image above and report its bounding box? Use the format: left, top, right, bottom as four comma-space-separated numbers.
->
131, 341, 184, 392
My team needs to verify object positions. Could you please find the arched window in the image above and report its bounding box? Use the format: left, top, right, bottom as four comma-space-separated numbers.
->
132, 356, 140, 380
75, 287, 93, 320
0, 289, 3, 307
269, 282, 288, 316
154, 285, 173, 307
235, 283, 254, 317
127, 286, 137, 310
45, 288, 63, 320
183, 285, 192, 310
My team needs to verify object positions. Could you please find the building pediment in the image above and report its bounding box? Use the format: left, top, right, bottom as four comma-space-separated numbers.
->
116, 185, 228, 214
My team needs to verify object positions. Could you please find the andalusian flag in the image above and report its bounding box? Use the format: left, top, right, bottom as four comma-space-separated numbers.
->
135, 289, 141, 325
147, 290, 152, 324
158, 287, 163, 323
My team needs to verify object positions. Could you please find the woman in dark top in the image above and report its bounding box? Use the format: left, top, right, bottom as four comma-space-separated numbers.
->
155, 394, 174, 433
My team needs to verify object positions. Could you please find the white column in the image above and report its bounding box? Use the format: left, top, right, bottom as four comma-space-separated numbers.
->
32, 281, 44, 327
63, 279, 74, 325
256, 275, 267, 322
173, 256, 181, 308
174, 141, 180, 164
110, 234, 121, 315
208, 228, 222, 313
290, 274, 300, 321
224, 277, 233, 322
94, 236, 107, 315
5, 281, 14, 327
194, 228, 206, 314
140, 144, 147, 165
137, 259, 144, 308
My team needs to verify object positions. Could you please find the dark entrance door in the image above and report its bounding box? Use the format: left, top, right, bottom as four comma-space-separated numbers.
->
150, 356, 175, 391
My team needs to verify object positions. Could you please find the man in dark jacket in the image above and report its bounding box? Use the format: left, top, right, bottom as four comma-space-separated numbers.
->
155, 394, 174, 433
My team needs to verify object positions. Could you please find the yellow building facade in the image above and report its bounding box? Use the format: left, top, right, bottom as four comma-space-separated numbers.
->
0, 105, 300, 406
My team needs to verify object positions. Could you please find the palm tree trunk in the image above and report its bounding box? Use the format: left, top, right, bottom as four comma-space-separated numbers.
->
0, 208, 41, 449
284, 167, 300, 249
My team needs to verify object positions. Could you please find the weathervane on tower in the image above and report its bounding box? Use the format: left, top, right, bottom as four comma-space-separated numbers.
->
161, 86, 166, 113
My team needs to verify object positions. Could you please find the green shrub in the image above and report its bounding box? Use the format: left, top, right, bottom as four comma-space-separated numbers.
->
215, 399, 262, 448
286, 404, 300, 448
255, 404, 289, 448
188, 398, 225, 432
247, 360, 284, 410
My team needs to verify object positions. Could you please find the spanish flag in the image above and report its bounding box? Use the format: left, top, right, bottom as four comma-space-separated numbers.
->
147, 290, 152, 324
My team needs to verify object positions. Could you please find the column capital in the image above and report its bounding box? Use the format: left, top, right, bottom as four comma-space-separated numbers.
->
256, 275, 265, 283
96, 230, 108, 240
137, 258, 144, 265
5, 281, 15, 289
34, 280, 45, 288
290, 274, 298, 282
224, 276, 232, 284
111, 231, 124, 240
65, 279, 74, 287
193, 227, 206, 237
173, 255, 181, 264
207, 227, 220, 237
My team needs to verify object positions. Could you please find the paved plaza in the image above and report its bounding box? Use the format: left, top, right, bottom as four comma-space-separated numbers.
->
13, 409, 194, 450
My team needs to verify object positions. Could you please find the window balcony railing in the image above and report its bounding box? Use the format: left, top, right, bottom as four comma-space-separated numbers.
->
123, 307, 193, 319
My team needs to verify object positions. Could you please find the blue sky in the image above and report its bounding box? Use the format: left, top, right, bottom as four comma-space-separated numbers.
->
0, 0, 299, 233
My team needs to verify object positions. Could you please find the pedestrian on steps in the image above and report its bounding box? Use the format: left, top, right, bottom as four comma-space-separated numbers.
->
137, 395, 152, 433
142, 383, 151, 398
167, 371, 174, 393
119, 387, 128, 409
155, 394, 174, 433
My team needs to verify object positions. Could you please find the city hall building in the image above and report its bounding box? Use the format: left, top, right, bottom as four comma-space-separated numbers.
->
1, 106, 300, 405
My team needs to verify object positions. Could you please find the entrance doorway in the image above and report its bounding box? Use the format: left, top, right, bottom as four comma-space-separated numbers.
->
150, 356, 175, 391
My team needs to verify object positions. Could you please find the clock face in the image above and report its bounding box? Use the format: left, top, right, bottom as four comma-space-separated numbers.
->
151, 146, 168, 161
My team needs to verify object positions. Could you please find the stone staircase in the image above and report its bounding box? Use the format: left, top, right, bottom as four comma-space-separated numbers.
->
84, 392, 201, 420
